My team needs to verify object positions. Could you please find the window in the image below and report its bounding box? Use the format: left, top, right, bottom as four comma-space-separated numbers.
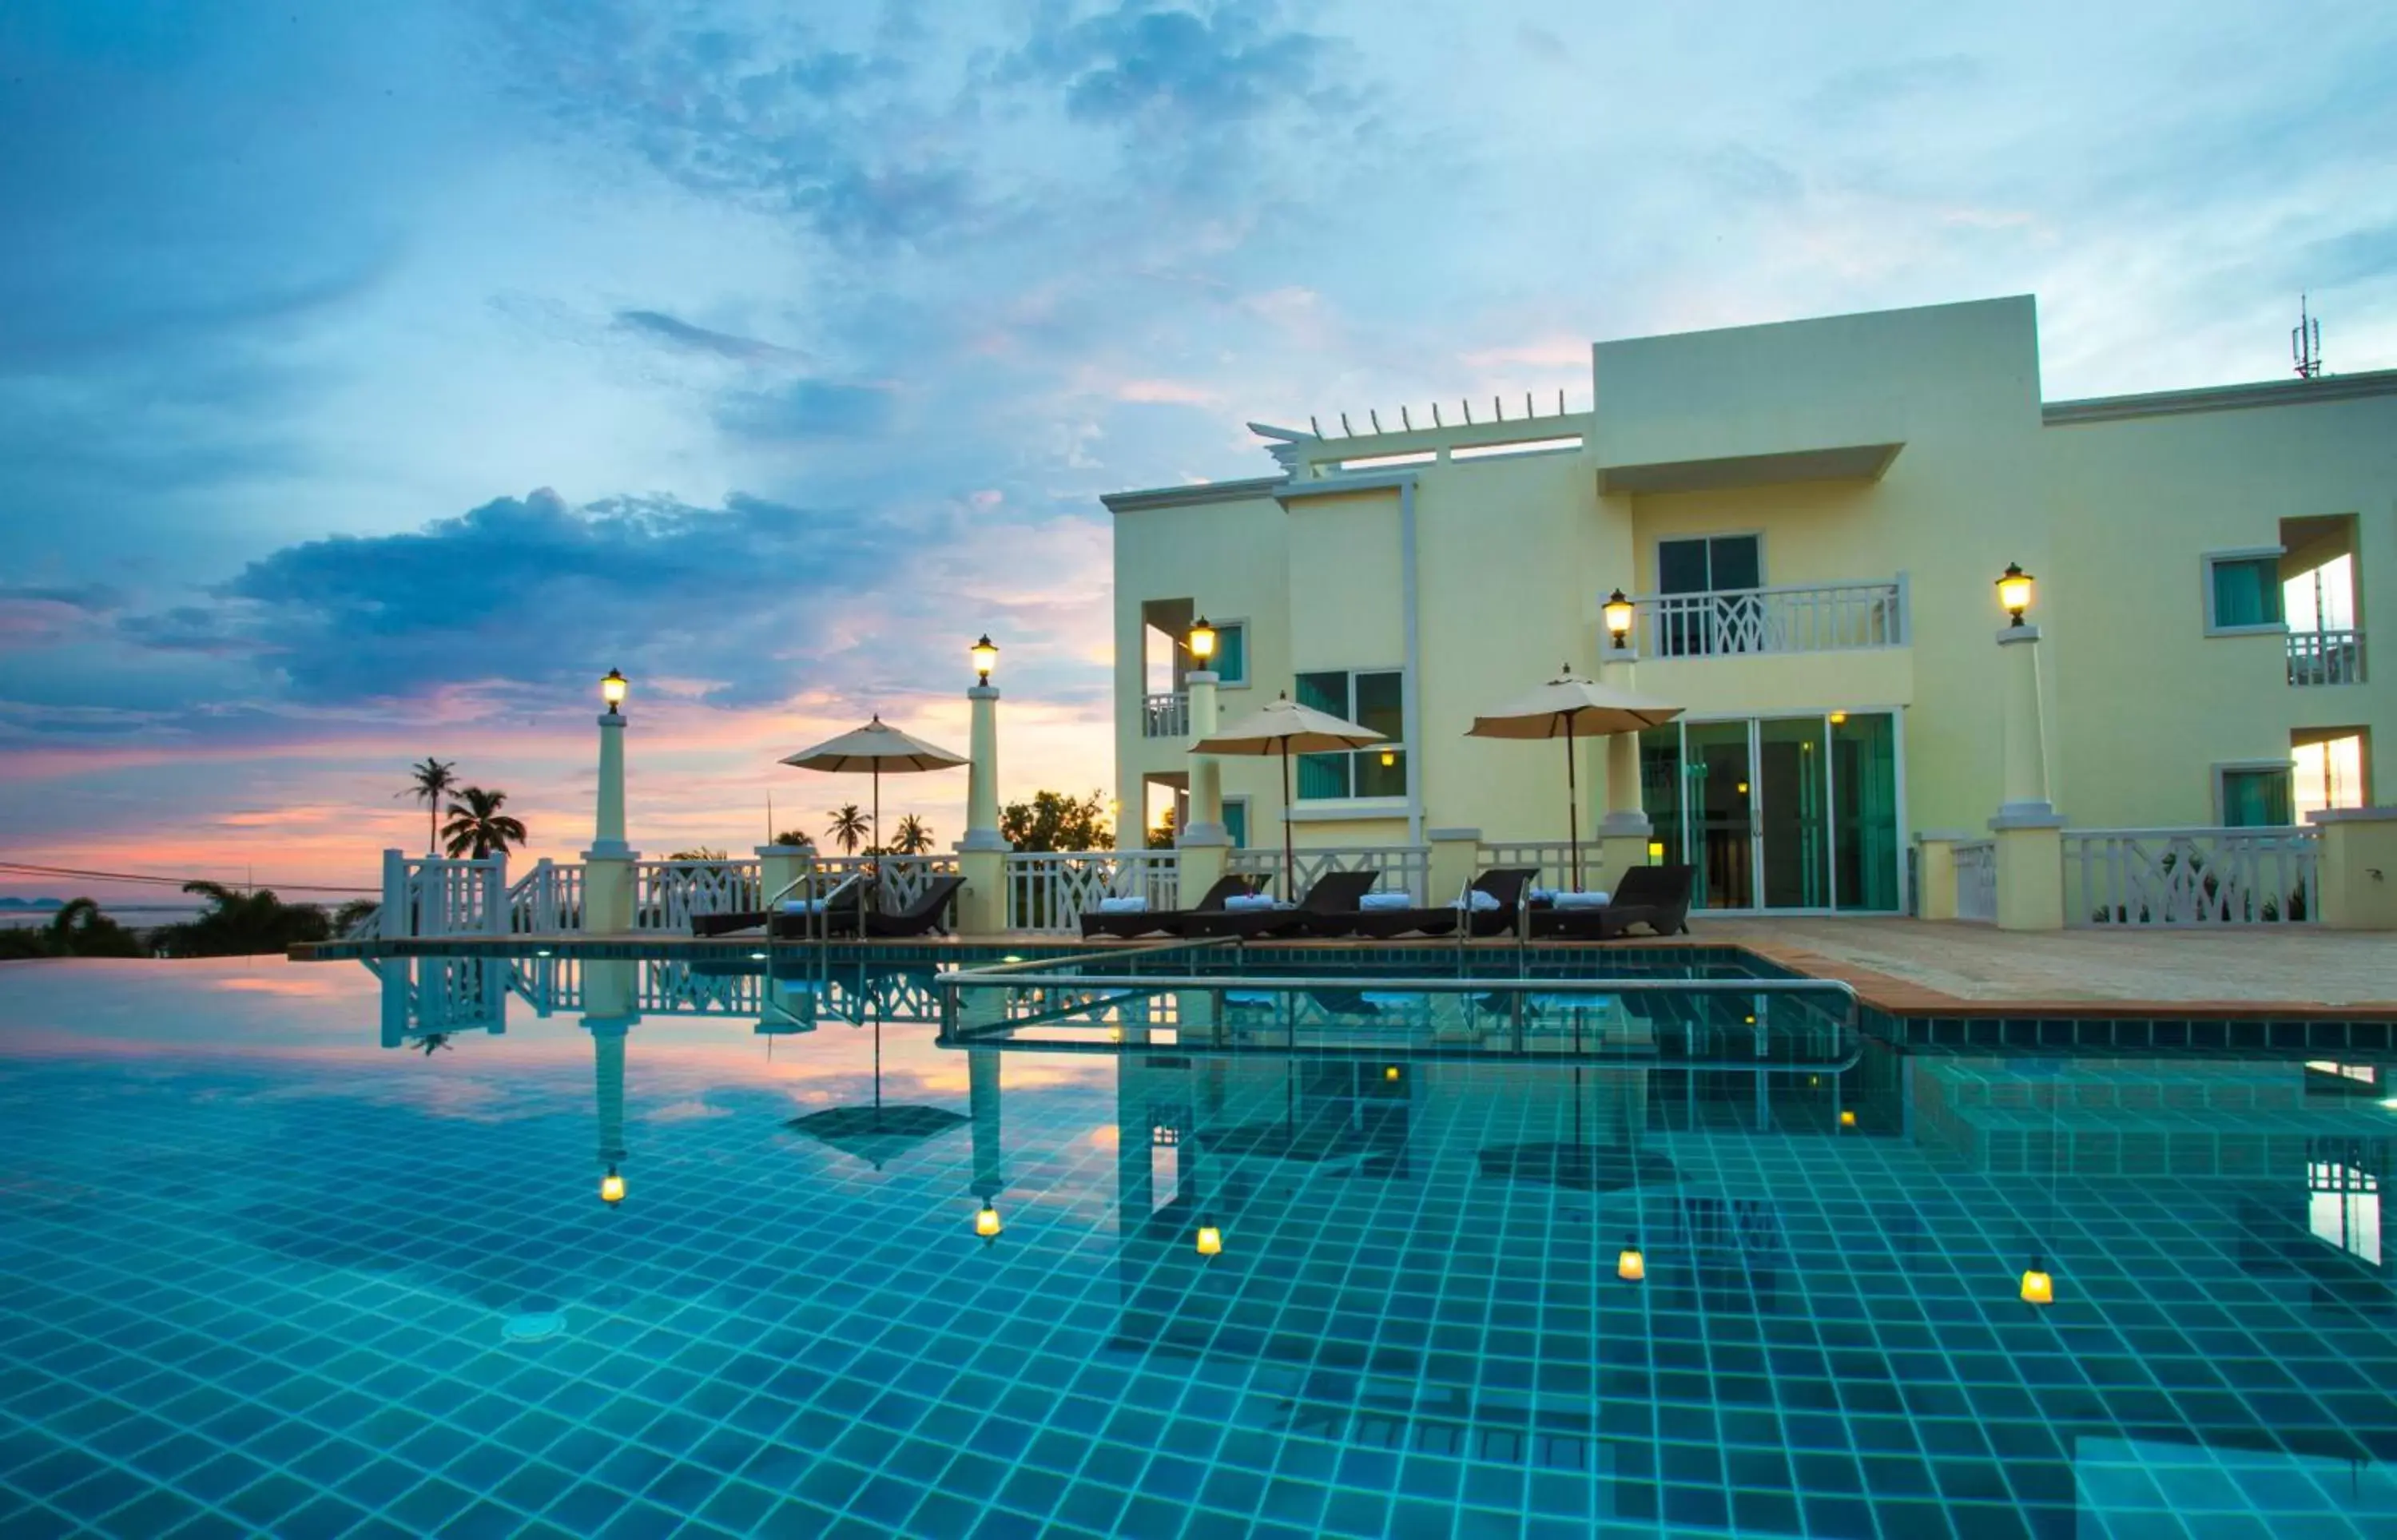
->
1210, 621, 1247, 687
1294, 669, 1405, 799
1222, 798, 1250, 848
1657, 534, 1763, 657
2292, 731, 2368, 820
1658, 534, 1761, 595
2216, 764, 2294, 827
2204, 550, 2284, 633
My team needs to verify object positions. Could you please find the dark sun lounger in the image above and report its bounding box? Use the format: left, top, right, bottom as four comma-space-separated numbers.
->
1079, 874, 1258, 940
1302, 867, 1540, 939
1528, 863, 1694, 940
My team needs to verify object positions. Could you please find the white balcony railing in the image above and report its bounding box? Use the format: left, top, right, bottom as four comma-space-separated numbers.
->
380, 851, 507, 939
1230, 845, 1429, 903
507, 859, 584, 934
2288, 629, 2364, 687
1632, 579, 1906, 659
632, 859, 761, 931
2066, 828, 2317, 927
1952, 840, 1997, 923
1005, 851, 1179, 932
1142, 690, 1190, 739
1477, 840, 1604, 894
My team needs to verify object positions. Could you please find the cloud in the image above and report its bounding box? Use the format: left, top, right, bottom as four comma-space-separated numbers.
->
713, 379, 899, 441
614, 309, 809, 363
1016, 2, 1334, 126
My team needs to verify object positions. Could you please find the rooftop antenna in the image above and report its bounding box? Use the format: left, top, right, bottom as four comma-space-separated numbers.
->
2292, 294, 2323, 379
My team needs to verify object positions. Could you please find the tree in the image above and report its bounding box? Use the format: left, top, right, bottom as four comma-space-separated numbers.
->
666, 847, 728, 861
331, 898, 380, 937
47, 898, 143, 957
771, 829, 815, 848
826, 803, 871, 855
889, 814, 933, 855
441, 788, 528, 859
398, 758, 459, 854
153, 883, 331, 957
1146, 805, 1178, 851
1000, 789, 1113, 852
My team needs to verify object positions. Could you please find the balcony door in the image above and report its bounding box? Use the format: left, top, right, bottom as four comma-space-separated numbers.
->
1657, 534, 1761, 657
1640, 712, 1902, 914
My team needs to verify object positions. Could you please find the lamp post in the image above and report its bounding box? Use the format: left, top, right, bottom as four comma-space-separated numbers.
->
1603, 589, 1634, 650
956, 636, 1011, 934
1179, 615, 1232, 902
584, 669, 638, 931
1598, 598, 1652, 887
971, 634, 999, 687
1990, 563, 2065, 930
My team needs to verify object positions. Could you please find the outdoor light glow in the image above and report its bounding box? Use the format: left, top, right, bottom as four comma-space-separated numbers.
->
1840, 1109, 1857, 1128
1736, 781, 1750, 796
1830, 710, 1849, 726
1603, 588, 1634, 647
1998, 562, 2035, 625
1195, 1224, 1222, 1257
749, 951, 769, 960
1617, 1243, 1645, 1281
600, 1169, 625, 1205
1188, 616, 1217, 662
1380, 748, 1397, 767
975, 1204, 1002, 1240
2020, 1262, 2053, 1305
1384, 1065, 1401, 1082
970, 633, 999, 685
600, 668, 628, 712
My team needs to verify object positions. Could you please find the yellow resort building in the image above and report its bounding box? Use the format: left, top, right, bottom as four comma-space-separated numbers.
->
1103, 295, 2395, 922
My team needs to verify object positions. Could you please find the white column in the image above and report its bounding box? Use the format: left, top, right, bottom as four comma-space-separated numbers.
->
1597, 651, 1652, 889
957, 684, 1011, 935
1996, 626, 2052, 816
1990, 625, 2065, 931
1183, 671, 1226, 843
584, 710, 638, 933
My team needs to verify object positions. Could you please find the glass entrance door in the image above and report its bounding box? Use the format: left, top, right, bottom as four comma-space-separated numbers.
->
1683, 721, 1755, 911
1640, 713, 1902, 913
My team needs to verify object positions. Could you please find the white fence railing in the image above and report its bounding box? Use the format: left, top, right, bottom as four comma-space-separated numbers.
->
2288, 629, 2364, 687
1952, 840, 1997, 923
380, 851, 507, 939
633, 859, 762, 931
802, 855, 960, 913
1005, 852, 1179, 932
2066, 828, 2317, 927
1633, 578, 1906, 659
1477, 840, 1604, 894
1230, 845, 1430, 903
507, 859, 585, 934
1142, 691, 1190, 739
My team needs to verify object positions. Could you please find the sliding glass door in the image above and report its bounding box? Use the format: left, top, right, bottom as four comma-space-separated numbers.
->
1640, 712, 1902, 913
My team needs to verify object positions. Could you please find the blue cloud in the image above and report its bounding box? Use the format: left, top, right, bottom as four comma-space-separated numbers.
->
712, 379, 898, 442
614, 309, 809, 363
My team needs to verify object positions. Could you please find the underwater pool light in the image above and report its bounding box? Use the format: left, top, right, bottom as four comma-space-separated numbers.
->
975, 1203, 1001, 1241
1617, 1240, 1645, 1282
1195, 1223, 1222, 1258
1840, 1109, 1857, 1129
2020, 1256, 2053, 1305
600, 1167, 626, 1205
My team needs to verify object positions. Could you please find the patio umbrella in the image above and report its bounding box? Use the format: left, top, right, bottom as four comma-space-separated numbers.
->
1190, 693, 1384, 899
1466, 669, 1683, 891
784, 1017, 968, 1169
781, 716, 968, 855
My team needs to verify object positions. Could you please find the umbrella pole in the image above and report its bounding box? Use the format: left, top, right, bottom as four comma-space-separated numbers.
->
1564, 716, 1580, 891
1281, 743, 1297, 902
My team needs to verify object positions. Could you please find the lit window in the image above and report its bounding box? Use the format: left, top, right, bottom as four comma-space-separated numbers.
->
2204, 551, 2285, 633
2292, 732, 2367, 821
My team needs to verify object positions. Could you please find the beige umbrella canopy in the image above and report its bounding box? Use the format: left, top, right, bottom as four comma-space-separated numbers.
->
1467, 669, 1683, 888
1191, 693, 1385, 899
781, 716, 969, 852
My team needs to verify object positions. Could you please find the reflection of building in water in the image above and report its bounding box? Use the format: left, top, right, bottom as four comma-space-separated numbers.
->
1047, 1022, 2397, 1526
584, 959, 636, 1206
969, 1049, 1004, 1238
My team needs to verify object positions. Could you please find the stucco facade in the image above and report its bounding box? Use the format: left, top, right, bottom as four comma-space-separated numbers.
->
1104, 296, 2394, 914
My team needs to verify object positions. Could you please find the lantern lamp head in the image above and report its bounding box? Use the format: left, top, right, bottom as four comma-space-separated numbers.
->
1617, 1240, 1645, 1282
600, 669, 628, 713
1647, 839, 1665, 861
1195, 1223, 1222, 1258
1829, 709, 1848, 726
1187, 615, 1217, 663
970, 634, 999, 685
599, 1167, 625, 1205
1839, 1109, 1857, 1129
2020, 1258, 2053, 1306
1603, 589, 1634, 648
974, 1202, 1002, 1241
1998, 563, 2034, 626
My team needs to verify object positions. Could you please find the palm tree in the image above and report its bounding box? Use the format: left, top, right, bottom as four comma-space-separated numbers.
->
399, 758, 459, 853
154, 883, 332, 957
889, 814, 933, 855
771, 829, 816, 849
442, 787, 529, 859
826, 803, 871, 855
42, 898, 141, 958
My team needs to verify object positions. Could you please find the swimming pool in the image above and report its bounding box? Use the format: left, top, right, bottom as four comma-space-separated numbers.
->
2, 951, 2392, 1537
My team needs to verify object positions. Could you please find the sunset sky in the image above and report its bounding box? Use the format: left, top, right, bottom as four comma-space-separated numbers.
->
3, 0, 2392, 900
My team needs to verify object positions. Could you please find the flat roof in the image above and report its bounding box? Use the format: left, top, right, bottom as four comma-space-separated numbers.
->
1101, 475, 1288, 514
2043, 367, 2397, 425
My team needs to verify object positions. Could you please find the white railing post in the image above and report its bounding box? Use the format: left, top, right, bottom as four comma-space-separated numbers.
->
484, 855, 507, 936
380, 850, 408, 939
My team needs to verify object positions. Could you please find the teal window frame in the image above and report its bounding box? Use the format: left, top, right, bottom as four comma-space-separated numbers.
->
1293, 667, 1407, 800
1222, 797, 1250, 847
1210, 620, 1248, 687
2204, 550, 2286, 634
2216, 763, 2295, 828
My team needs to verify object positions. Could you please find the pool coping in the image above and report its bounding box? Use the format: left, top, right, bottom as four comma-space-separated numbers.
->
290, 931, 2397, 1022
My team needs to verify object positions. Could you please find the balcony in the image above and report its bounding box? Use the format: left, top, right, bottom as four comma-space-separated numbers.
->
2288, 629, 2364, 687
1142, 690, 1189, 739
1628, 579, 1906, 658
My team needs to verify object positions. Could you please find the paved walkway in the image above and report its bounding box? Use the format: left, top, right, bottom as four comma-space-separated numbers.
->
1696, 916, 2396, 1013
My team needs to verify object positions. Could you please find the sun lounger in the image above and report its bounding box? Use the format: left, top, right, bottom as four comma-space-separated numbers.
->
1078, 874, 1258, 939
1528, 864, 1693, 939
863, 875, 964, 938
1302, 867, 1540, 939
1181, 869, 1381, 939
692, 876, 870, 939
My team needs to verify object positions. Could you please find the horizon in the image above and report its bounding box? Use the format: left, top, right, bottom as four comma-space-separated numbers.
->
5, 0, 2394, 900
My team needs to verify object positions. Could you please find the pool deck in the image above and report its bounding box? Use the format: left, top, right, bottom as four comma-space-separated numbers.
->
301, 918, 2396, 1019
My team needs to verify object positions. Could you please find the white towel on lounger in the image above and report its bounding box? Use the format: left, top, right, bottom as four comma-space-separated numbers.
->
1223, 893, 1278, 911
1095, 895, 1148, 914
1358, 891, 1412, 911
1552, 890, 1611, 910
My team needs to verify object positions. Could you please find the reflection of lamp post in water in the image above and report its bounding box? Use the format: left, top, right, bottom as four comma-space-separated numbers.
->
584, 959, 638, 1206
969, 1048, 1004, 1241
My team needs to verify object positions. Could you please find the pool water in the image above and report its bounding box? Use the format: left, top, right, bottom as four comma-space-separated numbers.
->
2, 953, 2393, 1538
